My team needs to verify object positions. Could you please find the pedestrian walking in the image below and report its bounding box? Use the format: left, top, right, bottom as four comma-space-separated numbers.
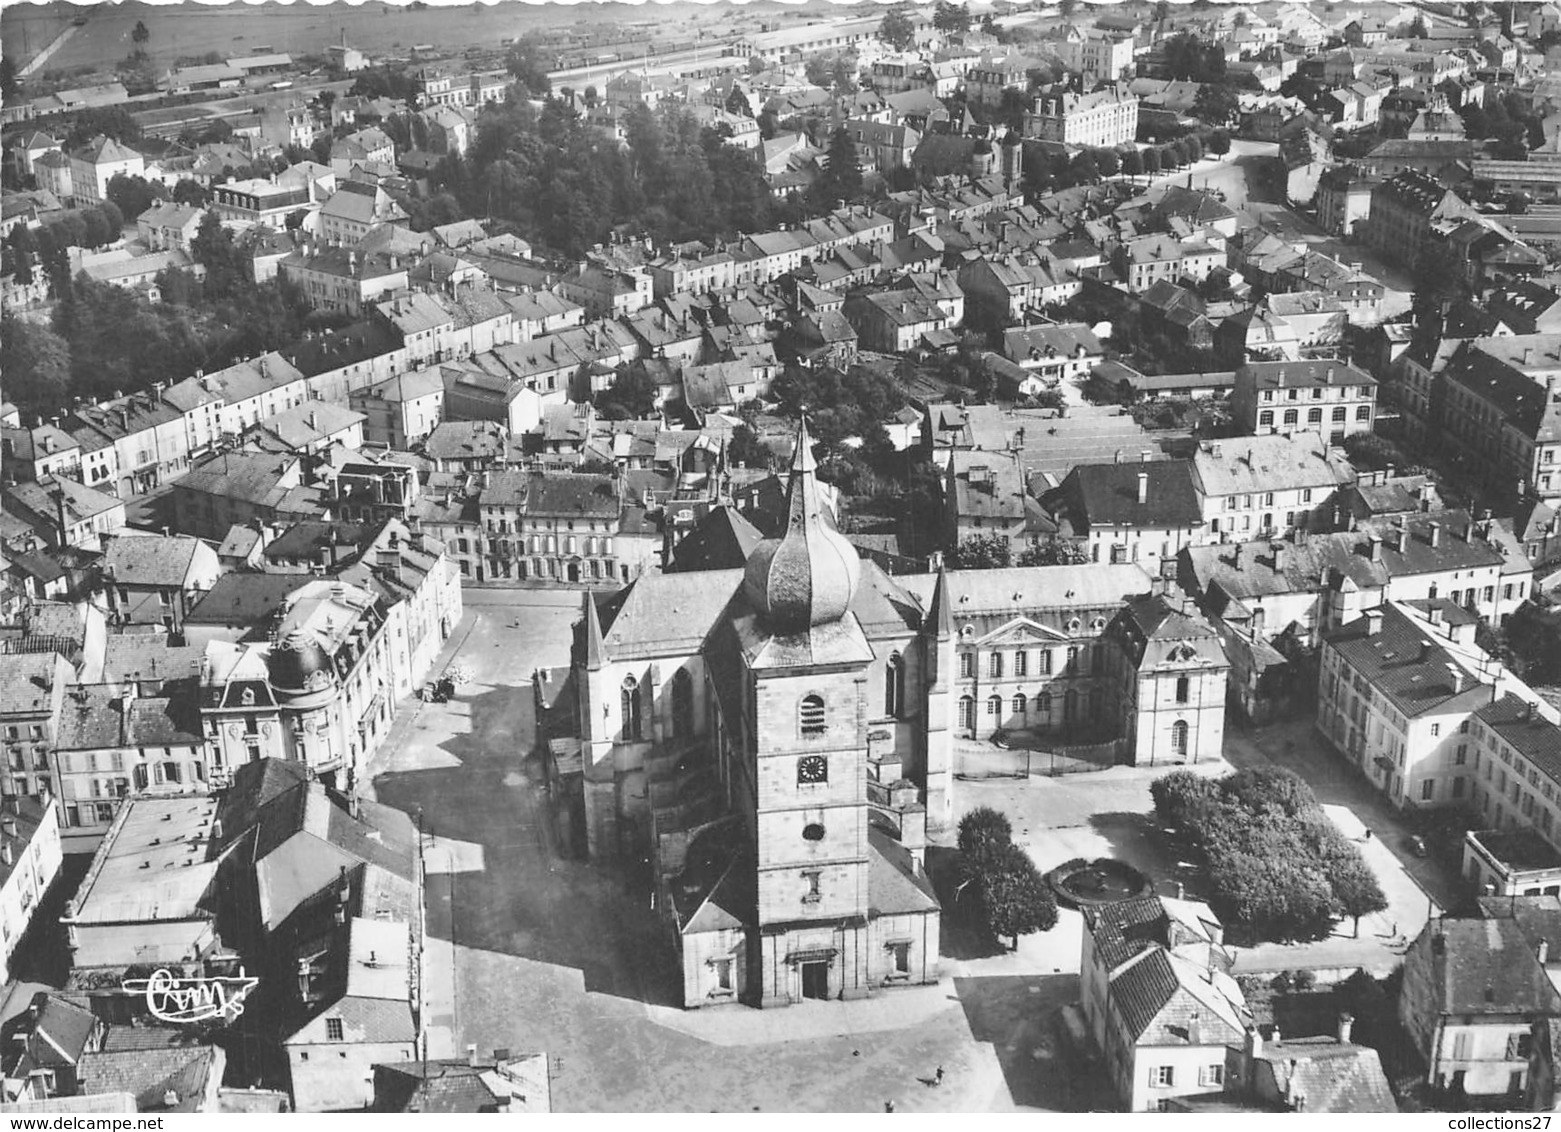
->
935, 1066, 944, 1086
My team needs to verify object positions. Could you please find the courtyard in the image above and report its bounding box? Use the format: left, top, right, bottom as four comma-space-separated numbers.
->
362, 590, 1459, 1111
365, 592, 1023, 1113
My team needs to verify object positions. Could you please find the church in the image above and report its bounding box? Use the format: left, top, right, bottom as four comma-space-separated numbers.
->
535, 422, 1229, 1008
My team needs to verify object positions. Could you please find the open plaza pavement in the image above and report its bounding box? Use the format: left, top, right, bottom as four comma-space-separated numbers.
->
361, 591, 1461, 1112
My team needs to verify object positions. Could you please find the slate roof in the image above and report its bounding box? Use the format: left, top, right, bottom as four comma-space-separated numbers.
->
1192, 434, 1353, 498
10, 992, 97, 1074
669, 506, 763, 573
1238, 358, 1376, 391
1475, 693, 1561, 783
101, 534, 203, 589
77, 1046, 220, 1112
372, 1059, 532, 1113
1256, 1038, 1397, 1112
867, 826, 938, 916
1323, 603, 1486, 718
1047, 460, 1203, 532
1421, 915, 1561, 1015
1444, 335, 1561, 444
185, 573, 310, 629
591, 570, 745, 662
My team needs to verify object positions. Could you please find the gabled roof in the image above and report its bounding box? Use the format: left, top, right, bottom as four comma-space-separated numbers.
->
1047, 459, 1202, 532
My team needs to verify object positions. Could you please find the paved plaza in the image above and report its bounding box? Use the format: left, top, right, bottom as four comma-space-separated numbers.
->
362, 592, 1460, 1110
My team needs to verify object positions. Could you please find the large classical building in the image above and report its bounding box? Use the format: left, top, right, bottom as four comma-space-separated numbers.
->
534, 424, 1230, 1008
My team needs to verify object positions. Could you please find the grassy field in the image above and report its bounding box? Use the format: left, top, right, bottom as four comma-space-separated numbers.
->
2, 0, 799, 79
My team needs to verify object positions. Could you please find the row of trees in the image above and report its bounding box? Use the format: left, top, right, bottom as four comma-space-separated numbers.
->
408, 95, 799, 256
1025, 132, 1227, 196
948, 534, 1089, 569
1151, 767, 1387, 944
956, 807, 1058, 949
2, 201, 126, 294
0, 212, 318, 421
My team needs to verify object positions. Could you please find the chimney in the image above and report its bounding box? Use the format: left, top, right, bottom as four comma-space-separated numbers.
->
1364, 609, 1383, 636
1245, 1026, 1264, 1065
1428, 604, 1443, 626
1272, 543, 1286, 573
1137, 471, 1148, 504
1429, 521, 1441, 548
1447, 663, 1464, 693
1541, 940, 1552, 965
1337, 1014, 1354, 1044
1368, 535, 1382, 562
467, 1043, 480, 1068
1175, 881, 1186, 899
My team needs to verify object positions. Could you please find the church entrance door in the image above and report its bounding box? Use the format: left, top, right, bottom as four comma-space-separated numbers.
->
801, 961, 830, 1000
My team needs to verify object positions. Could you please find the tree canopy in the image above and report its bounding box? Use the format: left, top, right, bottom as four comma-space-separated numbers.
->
880, 4, 917, 51
1151, 767, 1386, 944
956, 814, 1058, 949
949, 534, 1013, 569
933, 0, 969, 33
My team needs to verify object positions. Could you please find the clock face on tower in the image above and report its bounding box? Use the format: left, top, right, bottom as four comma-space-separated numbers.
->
797, 755, 828, 785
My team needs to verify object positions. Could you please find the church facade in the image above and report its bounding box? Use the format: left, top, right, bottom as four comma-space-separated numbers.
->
535, 423, 1229, 1008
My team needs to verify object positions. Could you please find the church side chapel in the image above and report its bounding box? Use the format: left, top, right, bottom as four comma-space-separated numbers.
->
538, 422, 1229, 1008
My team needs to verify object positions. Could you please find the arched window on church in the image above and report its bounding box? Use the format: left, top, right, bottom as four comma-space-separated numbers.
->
958, 695, 975, 732
621, 676, 643, 741
800, 694, 827, 735
885, 653, 904, 719
986, 694, 1002, 718
1037, 692, 1051, 716
1012, 693, 1027, 716
1176, 675, 1190, 704
672, 669, 694, 737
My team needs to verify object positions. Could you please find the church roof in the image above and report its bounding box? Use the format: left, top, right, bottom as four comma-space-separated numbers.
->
868, 827, 938, 916
741, 420, 862, 633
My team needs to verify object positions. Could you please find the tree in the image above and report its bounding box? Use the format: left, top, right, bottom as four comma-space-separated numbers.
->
1208, 128, 1231, 156
949, 534, 1013, 569
1412, 240, 1465, 329
594, 367, 658, 419
1143, 146, 1163, 175
817, 127, 864, 207
0, 314, 72, 418
132, 19, 150, 49
0, 55, 18, 102
957, 806, 1014, 863
1183, 133, 1204, 163
933, 0, 970, 34
879, 4, 917, 51
1095, 147, 1122, 178
1342, 431, 1408, 473
1329, 853, 1388, 938
504, 40, 552, 97
172, 180, 211, 207
106, 173, 161, 222
1058, 0, 1078, 18
976, 843, 1058, 949
1017, 539, 1088, 566
728, 424, 772, 468
1120, 146, 1145, 178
